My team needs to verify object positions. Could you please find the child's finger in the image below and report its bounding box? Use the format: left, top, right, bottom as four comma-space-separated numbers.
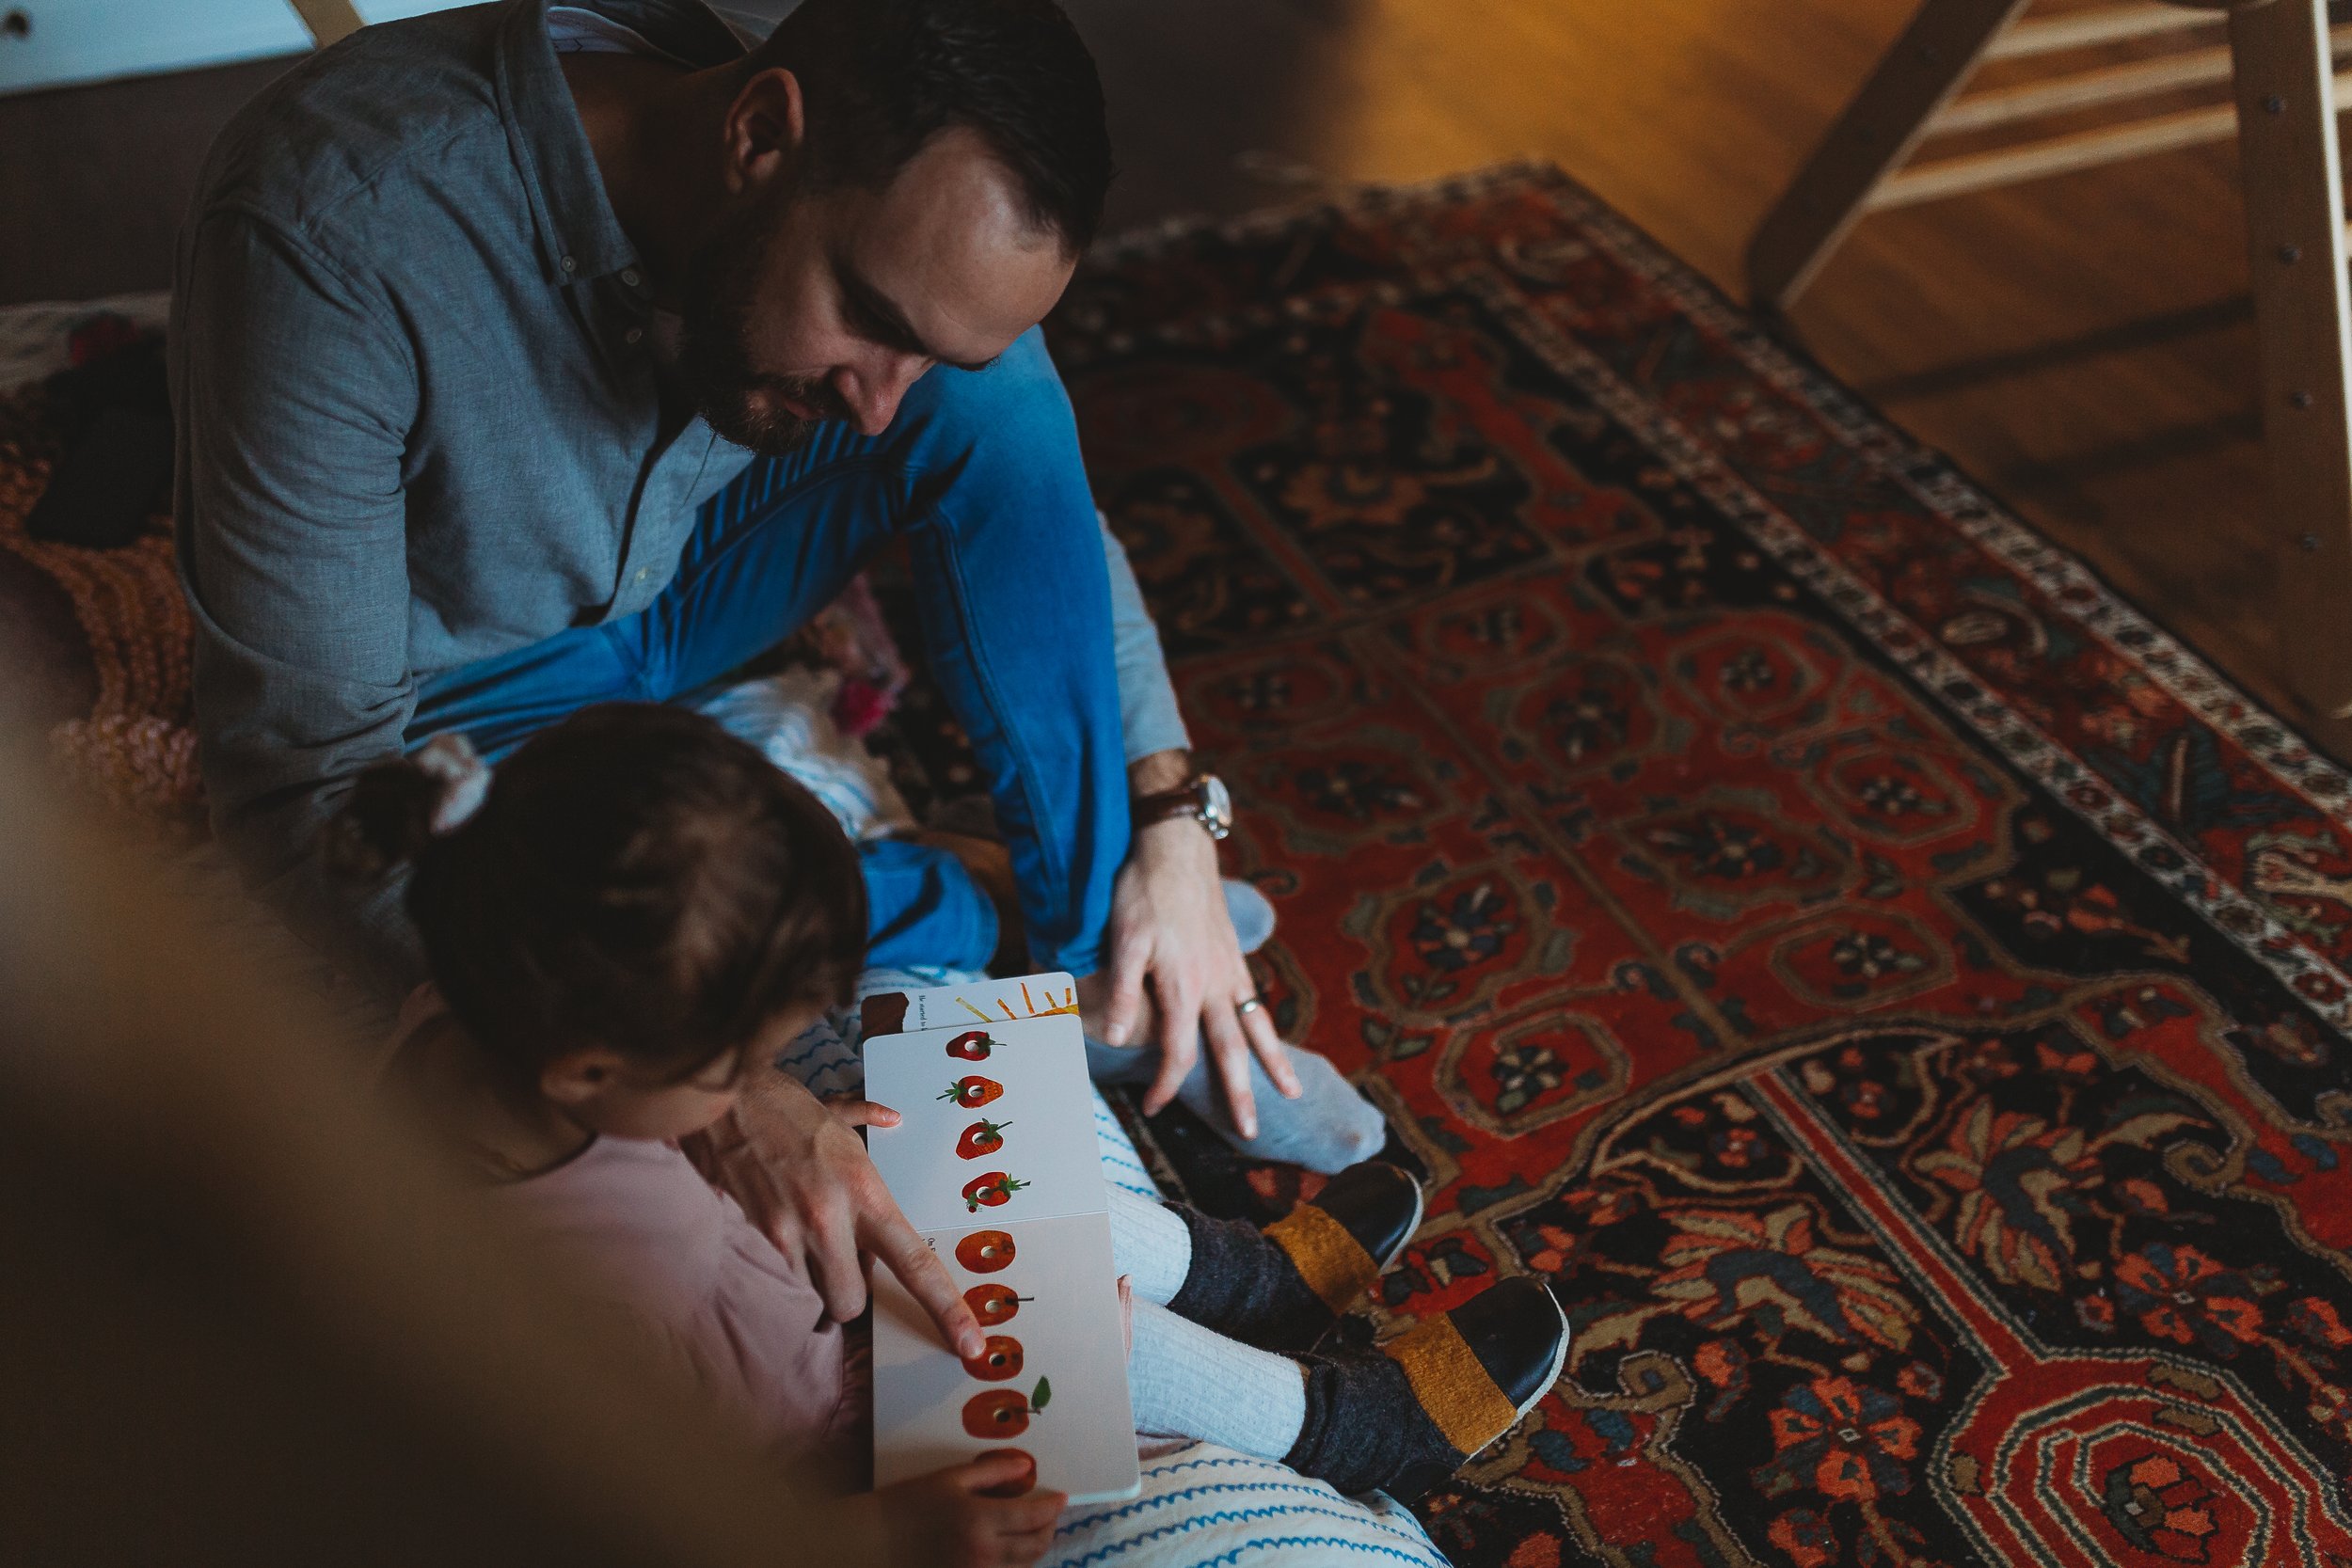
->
951, 1449, 1039, 1495
825, 1098, 901, 1129
1006, 1492, 1066, 1532
994, 1524, 1061, 1566
982, 1490, 1066, 1544
968, 1446, 1039, 1498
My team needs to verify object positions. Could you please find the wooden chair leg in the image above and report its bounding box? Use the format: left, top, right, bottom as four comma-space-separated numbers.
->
1746, 0, 2030, 313
2230, 0, 2352, 716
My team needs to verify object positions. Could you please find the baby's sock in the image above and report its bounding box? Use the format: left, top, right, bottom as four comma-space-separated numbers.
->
1126, 1298, 1308, 1461
1112, 1164, 1418, 1353
1113, 1186, 1336, 1349
1106, 1185, 1191, 1306
1163, 1203, 1333, 1344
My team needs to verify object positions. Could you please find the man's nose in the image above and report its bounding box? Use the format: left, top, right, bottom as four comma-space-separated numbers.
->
836, 353, 931, 437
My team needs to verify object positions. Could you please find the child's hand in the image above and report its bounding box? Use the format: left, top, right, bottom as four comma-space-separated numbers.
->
874, 1452, 1066, 1567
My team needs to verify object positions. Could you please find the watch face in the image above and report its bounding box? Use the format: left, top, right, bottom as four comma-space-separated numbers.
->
1200, 774, 1233, 836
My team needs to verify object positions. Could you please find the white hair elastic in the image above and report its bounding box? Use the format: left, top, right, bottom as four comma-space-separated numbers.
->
412, 732, 492, 836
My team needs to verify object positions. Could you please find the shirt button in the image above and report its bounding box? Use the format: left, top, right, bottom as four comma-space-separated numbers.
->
621, 268, 642, 289
635, 566, 652, 584
559, 254, 577, 274
624, 326, 644, 345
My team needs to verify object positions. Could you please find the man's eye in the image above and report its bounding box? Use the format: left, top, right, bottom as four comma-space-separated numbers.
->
847, 302, 925, 357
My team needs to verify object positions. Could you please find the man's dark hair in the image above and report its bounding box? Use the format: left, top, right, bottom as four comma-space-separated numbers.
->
751, 0, 1114, 252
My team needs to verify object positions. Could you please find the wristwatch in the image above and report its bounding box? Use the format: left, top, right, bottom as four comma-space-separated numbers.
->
1134, 772, 1232, 841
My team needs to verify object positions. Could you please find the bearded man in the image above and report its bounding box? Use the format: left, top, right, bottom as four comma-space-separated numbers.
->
172, 0, 1384, 1344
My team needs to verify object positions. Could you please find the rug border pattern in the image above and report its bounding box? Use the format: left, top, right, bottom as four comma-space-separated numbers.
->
1092, 160, 2352, 1035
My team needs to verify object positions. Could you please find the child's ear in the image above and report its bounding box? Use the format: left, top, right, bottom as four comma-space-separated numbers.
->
541, 1048, 626, 1110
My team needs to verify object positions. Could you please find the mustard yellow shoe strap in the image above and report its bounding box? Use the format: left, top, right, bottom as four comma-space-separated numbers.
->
1382, 1311, 1527, 1458
1265, 1201, 1382, 1315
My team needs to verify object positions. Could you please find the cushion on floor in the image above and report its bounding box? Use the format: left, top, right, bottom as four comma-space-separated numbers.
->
0, 295, 199, 821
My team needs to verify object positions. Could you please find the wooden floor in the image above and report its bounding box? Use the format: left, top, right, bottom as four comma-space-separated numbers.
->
0, 1, 2323, 753
1060, 0, 2304, 748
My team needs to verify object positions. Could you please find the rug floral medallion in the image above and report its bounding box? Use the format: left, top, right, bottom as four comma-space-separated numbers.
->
1036, 164, 2352, 1568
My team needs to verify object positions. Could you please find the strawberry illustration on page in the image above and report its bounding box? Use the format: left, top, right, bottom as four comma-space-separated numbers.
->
962, 1171, 1028, 1212
941, 1074, 1004, 1108
961, 1378, 1052, 1438
955, 1229, 1015, 1273
962, 1334, 1025, 1382
957, 1118, 1011, 1160
964, 1282, 1029, 1324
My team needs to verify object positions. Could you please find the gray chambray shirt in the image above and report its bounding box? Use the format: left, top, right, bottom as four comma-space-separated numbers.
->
171, 0, 1183, 998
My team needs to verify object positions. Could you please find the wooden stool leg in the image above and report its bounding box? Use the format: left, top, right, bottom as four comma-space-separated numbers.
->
2230, 0, 2352, 717
286, 0, 364, 48
1746, 0, 2029, 313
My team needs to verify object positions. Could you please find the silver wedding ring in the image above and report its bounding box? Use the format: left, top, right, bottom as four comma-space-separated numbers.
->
1236, 997, 1266, 1017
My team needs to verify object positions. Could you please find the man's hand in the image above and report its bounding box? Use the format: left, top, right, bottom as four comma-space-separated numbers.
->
866, 1453, 1067, 1568
1089, 752, 1301, 1137
679, 1066, 984, 1359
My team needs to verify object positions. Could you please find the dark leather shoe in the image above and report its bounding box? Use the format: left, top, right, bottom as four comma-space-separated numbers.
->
1283, 1275, 1570, 1502
1306, 1158, 1424, 1275
1164, 1160, 1427, 1354
1246, 1158, 1425, 1351
1446, 1275, 1571, 1423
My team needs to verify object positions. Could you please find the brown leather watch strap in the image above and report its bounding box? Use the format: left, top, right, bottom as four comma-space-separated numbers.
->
1133, 777, 1205, 826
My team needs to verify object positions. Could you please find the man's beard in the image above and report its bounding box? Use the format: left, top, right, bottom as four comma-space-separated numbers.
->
675, 200, 850, 456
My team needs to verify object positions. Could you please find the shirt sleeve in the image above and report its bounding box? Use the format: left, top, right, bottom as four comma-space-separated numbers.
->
1100, 512, 1190, 764
172, 210, 427, 998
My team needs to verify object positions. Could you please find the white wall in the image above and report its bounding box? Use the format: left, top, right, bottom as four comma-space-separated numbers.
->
1, 0, 299, 94
0, 0, 798, 97
0, 0, 447, 96
0, 0, 817, 97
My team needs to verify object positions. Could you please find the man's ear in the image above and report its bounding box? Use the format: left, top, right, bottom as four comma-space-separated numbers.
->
723, 66, 805, 197
541, 1048, 628, 1112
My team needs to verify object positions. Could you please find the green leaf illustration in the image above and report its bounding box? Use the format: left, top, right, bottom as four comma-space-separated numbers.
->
1031, 1376, 1052, 1412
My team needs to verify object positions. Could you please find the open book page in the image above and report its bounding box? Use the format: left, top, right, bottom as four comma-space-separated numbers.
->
868, 1211, 1137, 1501
864, 1015, 1105, 1231
860, 971, 1080, 1038
863, 991, 1140, 1504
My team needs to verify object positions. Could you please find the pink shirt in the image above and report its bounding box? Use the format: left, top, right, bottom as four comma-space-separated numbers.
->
490, 1135, 860, 1461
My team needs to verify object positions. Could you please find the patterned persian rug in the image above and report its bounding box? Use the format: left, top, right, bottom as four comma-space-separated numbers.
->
1013, 163, 2352, 1568
11, 163, 2352, 1568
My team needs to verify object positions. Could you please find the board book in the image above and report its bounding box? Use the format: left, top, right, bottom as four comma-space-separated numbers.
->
862, 973, 1143, 1505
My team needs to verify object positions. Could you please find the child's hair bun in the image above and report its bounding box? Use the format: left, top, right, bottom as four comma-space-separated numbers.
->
322, 759, 446, 883
323, 735, 493, 882
320, 705, 869, 1084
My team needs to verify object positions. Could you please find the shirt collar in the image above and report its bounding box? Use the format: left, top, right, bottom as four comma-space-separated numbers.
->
493, 0, 751, 286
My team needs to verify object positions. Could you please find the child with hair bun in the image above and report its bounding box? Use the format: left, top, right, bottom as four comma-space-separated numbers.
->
337, 704, 1566, 1567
